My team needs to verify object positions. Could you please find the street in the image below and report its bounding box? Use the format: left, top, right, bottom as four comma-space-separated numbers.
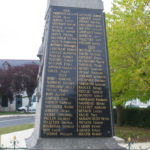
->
0, 115, 35, 128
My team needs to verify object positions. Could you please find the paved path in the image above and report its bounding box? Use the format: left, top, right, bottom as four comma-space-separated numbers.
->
0, 115, 35, 128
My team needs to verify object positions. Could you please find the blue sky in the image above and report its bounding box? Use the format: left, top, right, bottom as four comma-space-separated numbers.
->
0, 0, 113, 60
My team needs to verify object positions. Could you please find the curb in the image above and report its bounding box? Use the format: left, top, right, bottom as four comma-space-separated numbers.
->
114, 136, 125, 143
0, 114, 35, 118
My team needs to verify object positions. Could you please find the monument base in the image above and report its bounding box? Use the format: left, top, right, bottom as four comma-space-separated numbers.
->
26, 136, 126, 150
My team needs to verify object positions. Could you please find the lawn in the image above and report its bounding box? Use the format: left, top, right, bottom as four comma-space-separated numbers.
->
115, 125, 150, 142
0, 124, 34, 135
0, 112, 23, 115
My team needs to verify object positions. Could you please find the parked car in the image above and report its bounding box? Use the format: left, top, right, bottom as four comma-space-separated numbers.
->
126, 104, 148, 108
126, 104, 140, 108
18, 102, 37, 113
18, 105, 27, 112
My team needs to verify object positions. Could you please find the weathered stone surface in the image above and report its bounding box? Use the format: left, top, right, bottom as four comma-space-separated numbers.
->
47, 0, 103, 9
27, 137, 126, 150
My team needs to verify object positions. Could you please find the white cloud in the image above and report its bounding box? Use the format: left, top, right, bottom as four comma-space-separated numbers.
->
0, 0, 47, 59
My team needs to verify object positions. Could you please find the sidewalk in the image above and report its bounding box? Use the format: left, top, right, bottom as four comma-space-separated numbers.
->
0, 128, 33, 148
120, 142, 150, 150
0, 128, 150, 149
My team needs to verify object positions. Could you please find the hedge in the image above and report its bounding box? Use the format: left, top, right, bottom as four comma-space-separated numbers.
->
113, 108, 150, 128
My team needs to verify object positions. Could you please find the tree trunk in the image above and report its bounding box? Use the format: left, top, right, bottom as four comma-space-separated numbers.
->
116, 105, 124, 126
27, 96, 32, 112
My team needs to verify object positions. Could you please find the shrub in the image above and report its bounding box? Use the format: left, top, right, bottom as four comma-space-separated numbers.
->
113, 108, 150, 128
124, 108, 150, 128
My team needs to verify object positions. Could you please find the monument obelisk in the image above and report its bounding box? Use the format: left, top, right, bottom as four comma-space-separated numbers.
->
26, 0, 126, 149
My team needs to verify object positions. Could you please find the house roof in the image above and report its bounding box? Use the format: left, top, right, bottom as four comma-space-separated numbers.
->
0, 59, 40, 68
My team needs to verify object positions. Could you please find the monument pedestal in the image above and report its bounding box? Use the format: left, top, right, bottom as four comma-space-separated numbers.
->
26, 136, 126, 150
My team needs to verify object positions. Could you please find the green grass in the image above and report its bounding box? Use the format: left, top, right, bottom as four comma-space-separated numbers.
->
115, 125, 150, 142
0, 124, 34, 135
0, 112, 25, 115
0, 112, 34, 115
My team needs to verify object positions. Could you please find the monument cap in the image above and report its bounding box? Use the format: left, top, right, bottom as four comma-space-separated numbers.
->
47, 0, 103, 9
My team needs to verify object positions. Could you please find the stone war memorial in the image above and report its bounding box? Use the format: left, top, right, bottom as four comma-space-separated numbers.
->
26, 0, 125, 149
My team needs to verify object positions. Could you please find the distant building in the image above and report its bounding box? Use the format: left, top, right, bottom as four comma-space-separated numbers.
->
0, 59, 39, 69
0, 59, 39, 112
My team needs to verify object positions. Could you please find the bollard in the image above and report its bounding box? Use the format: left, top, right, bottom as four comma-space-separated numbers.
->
0, 135, 1, 147
13, 136, 16, 150
128, 137, 131, 150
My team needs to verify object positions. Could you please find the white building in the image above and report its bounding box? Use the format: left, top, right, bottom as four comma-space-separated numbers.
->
0, 91, 29, 111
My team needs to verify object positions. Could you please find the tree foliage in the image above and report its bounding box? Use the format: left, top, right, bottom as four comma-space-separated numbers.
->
0, 68, 13, 102
0, 64, 39, 102
106, 0, 150, 105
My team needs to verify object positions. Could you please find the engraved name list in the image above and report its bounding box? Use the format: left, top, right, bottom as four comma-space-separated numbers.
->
41, 6, 112, 137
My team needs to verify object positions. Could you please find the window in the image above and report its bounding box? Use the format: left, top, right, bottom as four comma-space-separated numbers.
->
32, 95, 36, 102
2, 95, 8, 107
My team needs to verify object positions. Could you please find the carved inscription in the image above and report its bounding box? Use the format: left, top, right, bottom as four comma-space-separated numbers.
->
41, 6, 112, 137
77, 12, 111, 137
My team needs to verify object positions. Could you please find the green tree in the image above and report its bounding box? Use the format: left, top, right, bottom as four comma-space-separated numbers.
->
0, 68, 13, 103
106, 0, 150, 125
